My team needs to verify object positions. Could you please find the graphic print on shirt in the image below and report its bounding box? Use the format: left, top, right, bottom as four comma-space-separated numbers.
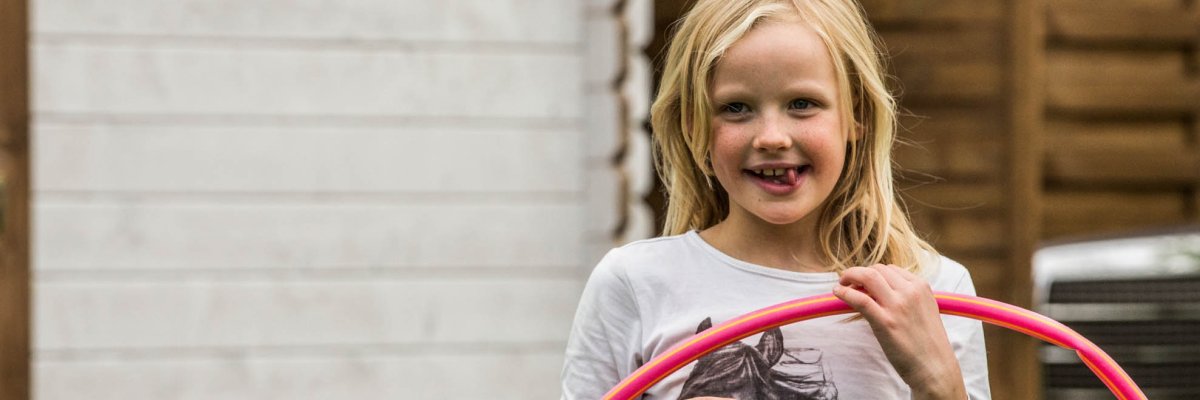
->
677, 317, 838, 400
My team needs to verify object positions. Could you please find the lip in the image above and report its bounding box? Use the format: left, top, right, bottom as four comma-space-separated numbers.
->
743, 162, 806, 171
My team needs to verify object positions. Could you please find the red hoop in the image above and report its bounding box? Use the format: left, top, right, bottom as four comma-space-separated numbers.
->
603, 292, 1145, 400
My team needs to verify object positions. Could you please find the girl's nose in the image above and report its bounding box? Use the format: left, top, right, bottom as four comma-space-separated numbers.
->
751, 115, 792, 151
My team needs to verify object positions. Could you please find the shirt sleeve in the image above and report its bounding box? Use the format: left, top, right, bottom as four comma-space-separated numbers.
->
561, 249, 644, 400
942, 262, 993, 400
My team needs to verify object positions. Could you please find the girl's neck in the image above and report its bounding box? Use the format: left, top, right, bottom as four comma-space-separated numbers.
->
698, 211, 829, 273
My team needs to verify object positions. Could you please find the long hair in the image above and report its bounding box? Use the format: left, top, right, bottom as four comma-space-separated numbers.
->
651, 0, 937, 273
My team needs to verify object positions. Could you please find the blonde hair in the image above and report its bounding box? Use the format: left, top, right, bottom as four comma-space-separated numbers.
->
651, 0, 937, 273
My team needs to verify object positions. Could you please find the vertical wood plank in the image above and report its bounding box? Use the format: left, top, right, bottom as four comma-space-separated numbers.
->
1194, 3, 1200, 222
1007, 0, 1045, 398
0, 0, 30, 398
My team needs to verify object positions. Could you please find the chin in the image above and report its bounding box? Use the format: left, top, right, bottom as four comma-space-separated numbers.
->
752, 210, 809, 226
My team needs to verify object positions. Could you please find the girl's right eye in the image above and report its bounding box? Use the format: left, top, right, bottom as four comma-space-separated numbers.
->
721, 102, 749, 114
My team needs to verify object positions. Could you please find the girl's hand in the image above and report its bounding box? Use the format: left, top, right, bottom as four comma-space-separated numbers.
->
832, 264, 967, 400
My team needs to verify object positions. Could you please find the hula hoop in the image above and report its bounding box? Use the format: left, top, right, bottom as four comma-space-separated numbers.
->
603, 291, 1146, 400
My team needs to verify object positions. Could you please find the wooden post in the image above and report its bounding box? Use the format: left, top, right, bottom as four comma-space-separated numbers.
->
1007, 0, 1045, 398
0, 0, 30, 398
1192, 2, 1200, 222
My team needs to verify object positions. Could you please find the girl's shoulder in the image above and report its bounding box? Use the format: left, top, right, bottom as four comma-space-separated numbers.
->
614, 229, 691, 247
918, 251, 977, 294
604, 229, 700, 260
597, 232, 696, 270
591, 231, 710, 282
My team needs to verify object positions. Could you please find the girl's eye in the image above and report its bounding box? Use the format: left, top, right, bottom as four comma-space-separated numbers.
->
789, 99, 815, 110
722, 102, 749, 114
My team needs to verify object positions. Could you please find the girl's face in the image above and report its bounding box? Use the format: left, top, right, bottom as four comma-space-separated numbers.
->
708, 18, 849, 228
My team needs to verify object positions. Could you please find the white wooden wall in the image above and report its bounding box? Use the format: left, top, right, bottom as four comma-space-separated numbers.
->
30, 0, 652, 398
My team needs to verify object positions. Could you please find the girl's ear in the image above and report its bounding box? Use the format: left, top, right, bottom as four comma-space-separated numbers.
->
756, 328, 785, 366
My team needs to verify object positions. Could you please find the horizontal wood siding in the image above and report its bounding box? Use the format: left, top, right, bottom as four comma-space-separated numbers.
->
1042, 0, 1200, 239
37, 352, 563, 400
31, 0, 594, 398
865, 0, 1028, 397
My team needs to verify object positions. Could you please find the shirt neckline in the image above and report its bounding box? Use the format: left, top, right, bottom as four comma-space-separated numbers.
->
683, 230, 839, 283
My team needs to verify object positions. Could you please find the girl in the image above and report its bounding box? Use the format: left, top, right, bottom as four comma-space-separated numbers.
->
562, 0, 989, 399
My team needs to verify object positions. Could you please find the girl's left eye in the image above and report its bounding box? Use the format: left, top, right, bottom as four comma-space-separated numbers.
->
789, 99, 815, 110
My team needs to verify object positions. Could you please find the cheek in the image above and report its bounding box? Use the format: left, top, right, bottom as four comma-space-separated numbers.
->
813, 136, 846, 162
813, 139, 850, 187
709, 127, 745, 172
804, 121, 849, 167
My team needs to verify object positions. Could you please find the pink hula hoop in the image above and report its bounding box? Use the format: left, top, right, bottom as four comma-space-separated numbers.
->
603, 291, 1146, 400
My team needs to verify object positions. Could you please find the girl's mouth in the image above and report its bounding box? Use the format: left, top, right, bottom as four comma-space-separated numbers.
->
743, 166, 810, 194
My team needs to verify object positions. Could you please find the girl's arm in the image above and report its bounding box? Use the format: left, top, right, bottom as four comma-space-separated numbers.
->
560, 250, 644, 400
832, 264, 968, 400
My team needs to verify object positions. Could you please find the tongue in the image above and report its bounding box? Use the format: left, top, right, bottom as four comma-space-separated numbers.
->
780, 168, 798, 185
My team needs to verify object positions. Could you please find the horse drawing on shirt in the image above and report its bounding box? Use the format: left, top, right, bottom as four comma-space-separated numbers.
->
678, 317, 838, 400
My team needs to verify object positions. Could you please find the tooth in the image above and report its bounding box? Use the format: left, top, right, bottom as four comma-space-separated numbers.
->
773, 169, 784, 176
759, 169, 770, 176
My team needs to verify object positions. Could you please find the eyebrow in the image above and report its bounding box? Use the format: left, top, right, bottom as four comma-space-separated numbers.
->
710, 82, 835, 104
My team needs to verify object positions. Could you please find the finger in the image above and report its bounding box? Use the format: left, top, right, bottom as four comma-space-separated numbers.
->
868, 263, 902, 288
839, 266, 897, 304
875, 264, 935, 299
878, 261, 921, 283
832, 283, 884, 319
889, 263, 923, 282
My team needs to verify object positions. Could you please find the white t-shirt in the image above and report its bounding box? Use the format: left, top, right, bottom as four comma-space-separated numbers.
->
561, 231, 991, 399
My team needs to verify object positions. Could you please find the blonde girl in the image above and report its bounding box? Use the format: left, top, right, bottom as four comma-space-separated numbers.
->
562, 0, 990, 398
